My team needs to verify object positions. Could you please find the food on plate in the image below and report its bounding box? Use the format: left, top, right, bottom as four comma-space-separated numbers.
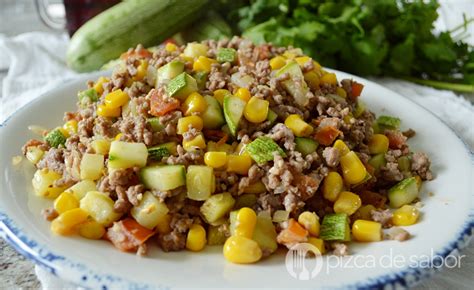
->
22, 37, 432, 264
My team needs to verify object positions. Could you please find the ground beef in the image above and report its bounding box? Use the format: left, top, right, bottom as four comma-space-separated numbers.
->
381, 149, 404, 182
402, 128, 416, 138
41, 208, 58, 221
386, 227, 410, 241
183, 125, 200, 142
331, 242, 349, 256
322, 147, 340, 167
77, 116, 95, 137
165, 145, 203, 166
215, 170, 239, 195
108, 167, 140, 188
116, 116, 153, 146
37, 148, 65, 174
371, 209, 393, 228
257, 193, 283, 213
114, 186, 132, 213
411, 152, 433, 180
93, 117, 117, 138
158, 213, 194, 252
152, 186, 185, 203
267, 123, 295, 151
238, 164, 265, 194
22, 139, 49, 155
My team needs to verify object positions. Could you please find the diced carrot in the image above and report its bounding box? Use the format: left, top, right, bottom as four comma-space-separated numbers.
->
386, 130, 407, 149
351, 82, 364, 99
120, 48, 152, 60
106, 218, 154, 252
314, 126, 341, 146
149, 89, 180, 117
163, 38, 177, 45
276, 218, 308, 246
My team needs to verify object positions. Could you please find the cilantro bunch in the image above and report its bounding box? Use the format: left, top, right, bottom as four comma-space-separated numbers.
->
219, 0, 474, 93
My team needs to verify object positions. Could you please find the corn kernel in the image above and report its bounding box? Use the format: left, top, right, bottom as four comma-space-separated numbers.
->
298, 211, 320, 237
193, 56, 217, 73
320, 73, 337, 85
204, 151, 227, 168
243, 181, 266, 194
355, 204, 376, 220
104, 89, 129, 109
77, 220, 105, 240
312, 61, 322, 71
182, 92, 207, 116
93, 77, 108, 95
51, 208, 89, 236
183, 133, 206, 152
177, 115, 204, 134
213, 89, 231, 106
352, 219, 382, 242
134, 60, 148, 81
284, 114, 313, 137
392, 205, 419, 226
234, 207, 257, 238
340, 151, 367, 184
58, 127, 70, 138
270, 56, 287, 70
91, 139, 111, 155
307, 237, 326, 255
334, 191, 362, 215
186, 224, 207, 251
336, 87, 347, 98
180, 53, 194, 64
322, 172, 344, 202
227, 154, 252, 175
333, 140, 350, 156
156, 214, 172, 234
114, 133, 123, 141
304, 71, 320, 90
97, 104, 121, 117
54, 192, 79, 214
244, 96, 269, 123
368, 134, 389, 154
63, 120, 78, 135
235, 87, 251, 102
223, 236, 262, 264
295, 56, 312, 67
165, 42, 177, 52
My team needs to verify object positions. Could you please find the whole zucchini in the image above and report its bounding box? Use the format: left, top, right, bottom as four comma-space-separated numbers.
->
67, 0, 209, 72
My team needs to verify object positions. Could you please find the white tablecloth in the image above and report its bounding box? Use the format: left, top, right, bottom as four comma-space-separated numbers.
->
0, 32, 473, 289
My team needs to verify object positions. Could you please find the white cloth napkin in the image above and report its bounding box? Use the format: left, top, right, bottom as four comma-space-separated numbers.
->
1, 32, 473, 289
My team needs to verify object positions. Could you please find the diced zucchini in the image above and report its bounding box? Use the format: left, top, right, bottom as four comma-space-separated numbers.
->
148, 142, 177, 161
25, 147, 44, 164
234, 193, 257, 209
368, 153, 386, 174
131, 191, 169, 230
377, 115, 401, 130
388, 177, 419, 208
231, 72, 254, 88
183, 42, 208, 58
91, 139, 111, 155
201, 95, 225, 129
252, 214, 278, 255
295, 137, 318, 156
267, 109, 278, 125
229, 210, 238, 235
275, 61, 309, 107
193, 71, 208, 89
200, 192, 235, 223
108, 141, 148, 169
242, 181, 267, 194
246, 136, 286, 164
207, 225, 227, 245
65, 179, 97, 200
147, 117, 164, 132
140, 165, 186, 191
272, 210, 290, 222
78, 88, 99, 103
186, 165, 215, 201
320, 213, 351, 241
397, 156, 411, 173
80, 191, 121, 226
353, 101, 366, 118
32, 169, 67, 199
166, 72, 198, 101
216, 48, 236, 63
44, 128, 67, 148
80, 153, 104, 181
223, 95, 246, 136
156, 60, 184, 86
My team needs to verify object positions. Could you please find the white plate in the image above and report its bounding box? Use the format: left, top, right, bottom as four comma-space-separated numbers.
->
0, 70, 472, 289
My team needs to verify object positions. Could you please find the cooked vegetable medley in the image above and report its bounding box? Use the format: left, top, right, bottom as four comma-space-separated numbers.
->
22, 37, 433, 263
